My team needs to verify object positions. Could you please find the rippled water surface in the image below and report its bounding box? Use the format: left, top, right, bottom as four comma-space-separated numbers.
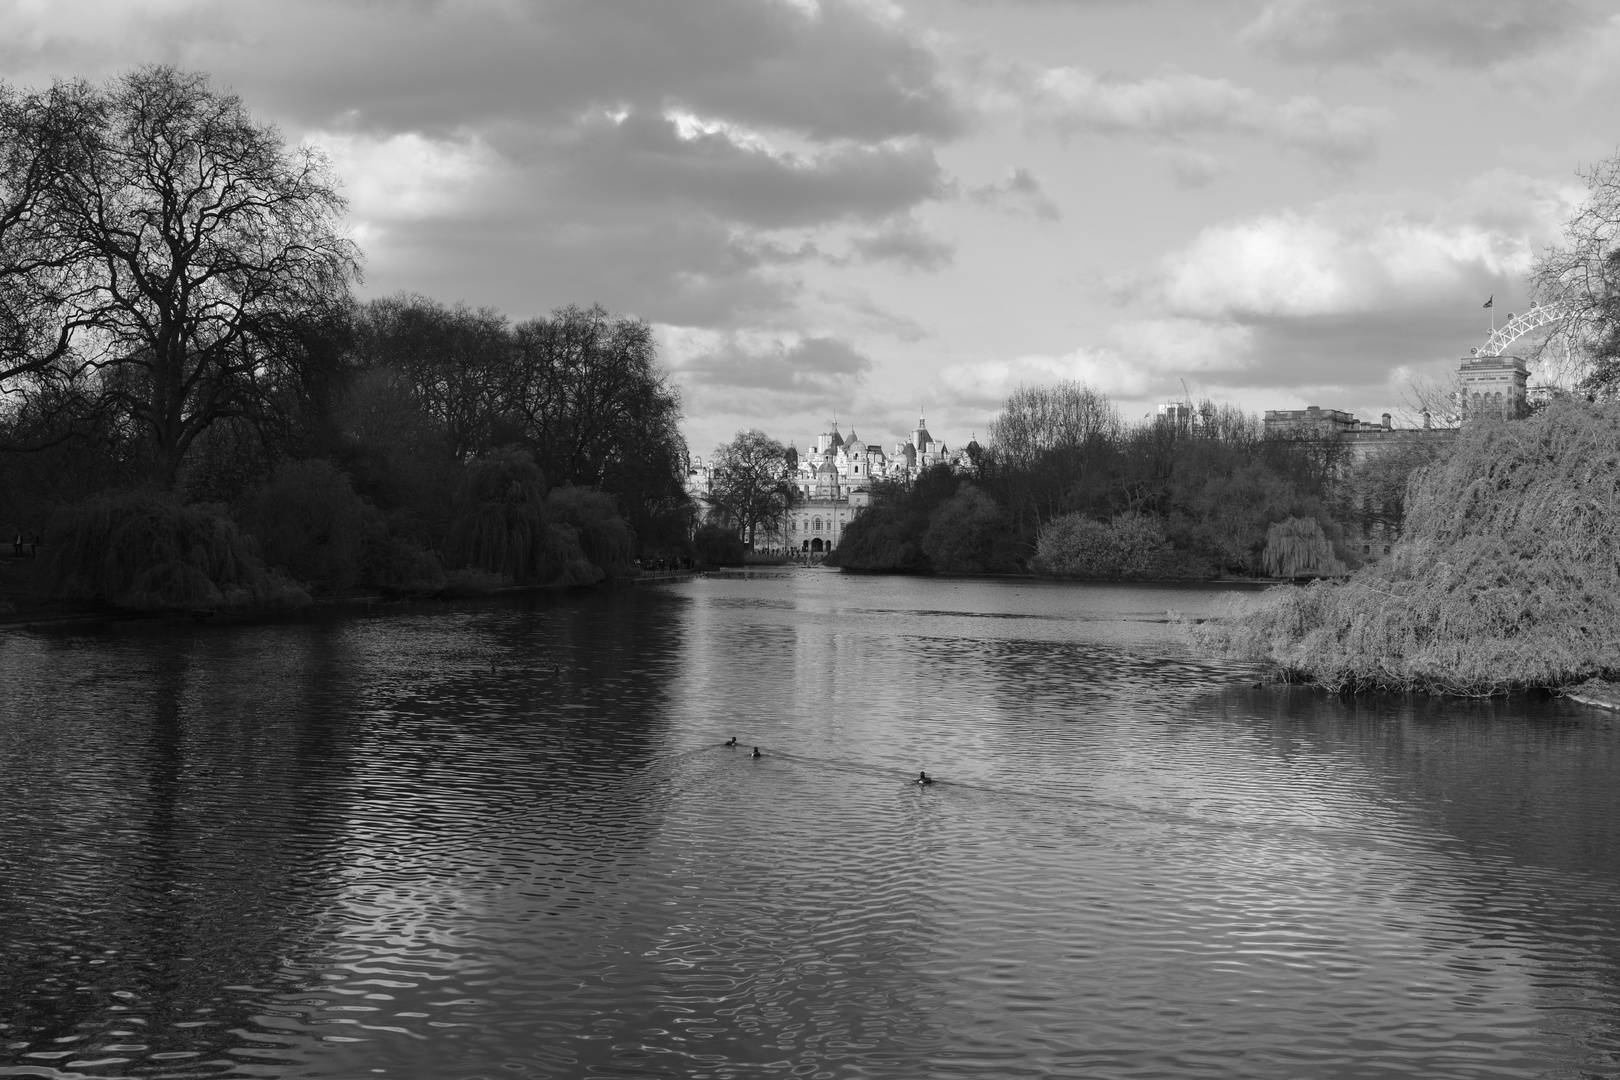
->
3, 570, 1620, 1079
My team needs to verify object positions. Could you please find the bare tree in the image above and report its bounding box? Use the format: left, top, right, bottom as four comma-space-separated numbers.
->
707, 429, 797, 550
1531, 150, 1620, 395
0, 80, 102, 446
2, 66, 361, 485
1399, 373, 1463, 429
988, 381, 1122, 467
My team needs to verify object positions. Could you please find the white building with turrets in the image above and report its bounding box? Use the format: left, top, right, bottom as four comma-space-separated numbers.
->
688, 417, 977, 557
776, 417, 974, 556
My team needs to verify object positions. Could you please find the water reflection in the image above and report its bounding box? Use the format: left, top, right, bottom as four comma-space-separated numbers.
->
1, 574, 1618, 1078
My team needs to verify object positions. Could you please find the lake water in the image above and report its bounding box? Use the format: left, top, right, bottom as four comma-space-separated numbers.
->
2, 569, 1619, 1080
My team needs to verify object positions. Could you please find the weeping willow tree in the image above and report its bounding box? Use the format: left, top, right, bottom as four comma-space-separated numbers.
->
1192, 398, 1620, 693
41, 489, 308, 611
546, 485, 634, 580
454, 448, 597, 586
1261, 517, 1347, 579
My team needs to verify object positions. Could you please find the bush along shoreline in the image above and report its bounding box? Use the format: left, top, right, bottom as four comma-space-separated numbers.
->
8, 445, 667, 620
1188, 399, 1620, 696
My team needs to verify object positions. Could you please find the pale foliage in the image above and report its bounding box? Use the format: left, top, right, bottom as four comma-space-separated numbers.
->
1193, 399, 1620, 693
1530, 152, 1620, 393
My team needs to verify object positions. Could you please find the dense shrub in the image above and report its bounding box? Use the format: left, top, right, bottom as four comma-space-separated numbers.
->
1032, 511, 1201, 579
1192, 399, 1620, 693
693, 523, 745, 566
828, 466, 962, 572
921, 485, 1008, 573
41, 489, 308, 612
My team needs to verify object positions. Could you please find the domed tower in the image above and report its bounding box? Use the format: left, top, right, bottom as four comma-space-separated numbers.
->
817, 458, 840, 499
784, 442, 799, 473
911, 416, 933, 454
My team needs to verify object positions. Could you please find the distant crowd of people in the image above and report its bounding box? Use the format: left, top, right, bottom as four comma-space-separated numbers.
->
9, 531, 40, 558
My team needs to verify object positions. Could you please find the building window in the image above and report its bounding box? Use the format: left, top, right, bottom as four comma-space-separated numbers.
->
813, 517, 822, 532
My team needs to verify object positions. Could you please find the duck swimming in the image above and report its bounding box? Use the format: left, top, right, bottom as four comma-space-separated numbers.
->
724, 737, 737, 747
916, 771, 933, 786
751, 747, 762, 758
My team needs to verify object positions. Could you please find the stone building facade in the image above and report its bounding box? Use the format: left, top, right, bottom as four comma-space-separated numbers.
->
1252, 347, 1541, 561
1456, 354, 1529, 420
687, 418, 975, 557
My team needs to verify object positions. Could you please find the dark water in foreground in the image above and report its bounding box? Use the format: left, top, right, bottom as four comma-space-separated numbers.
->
2, 570, 1619, 1080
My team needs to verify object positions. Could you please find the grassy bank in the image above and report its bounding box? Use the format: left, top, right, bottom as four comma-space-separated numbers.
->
1189, 399, 1620, 695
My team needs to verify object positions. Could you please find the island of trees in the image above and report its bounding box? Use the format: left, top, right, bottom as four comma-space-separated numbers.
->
1, 67, 691, 613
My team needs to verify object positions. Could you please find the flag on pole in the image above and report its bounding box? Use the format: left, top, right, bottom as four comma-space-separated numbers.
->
1483, 295, 1493, 308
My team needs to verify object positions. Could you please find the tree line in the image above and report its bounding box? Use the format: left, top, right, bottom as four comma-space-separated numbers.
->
831, 382, 1442, 579
0, 67, 690, 608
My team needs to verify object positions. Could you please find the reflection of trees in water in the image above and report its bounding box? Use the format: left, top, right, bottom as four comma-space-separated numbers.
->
1190, 689, 1620, 1046
0, 622, 373, 1071
1, 595, 693, 1073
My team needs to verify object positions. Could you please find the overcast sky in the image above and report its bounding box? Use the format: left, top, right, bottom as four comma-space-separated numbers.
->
4, 0, 1616, 456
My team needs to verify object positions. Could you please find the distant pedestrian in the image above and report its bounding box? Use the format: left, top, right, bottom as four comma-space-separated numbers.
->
30, 532, 39, 557
11, 532, 20, 558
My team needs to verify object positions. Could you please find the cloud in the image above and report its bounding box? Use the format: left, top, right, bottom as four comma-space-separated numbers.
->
850, 218, 955, 269
968, 167, 1061, 219
221, 0, 966, 142
0, 0, 967, 330
1242, 0, 1604, 67
1150, 175, 1574, 320
667, 330, 875, 418
938, 319, 1256, 409
1160, 148, 1226, 189
1126, 170, 1583, 394
943, 171, 1585, 417
548, 111, 947, 229
1000, 63, 1386, 166
313, 129, 502, 223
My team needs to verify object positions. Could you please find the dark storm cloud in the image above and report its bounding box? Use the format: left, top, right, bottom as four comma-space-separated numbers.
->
189, 0, 968, 335
375, 210, 796, 327
1242, 0, 1603, 66
238, 0, 965, 142
550, 112, 946, 229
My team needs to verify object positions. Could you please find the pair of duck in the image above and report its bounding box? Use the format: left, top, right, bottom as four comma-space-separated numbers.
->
723, 737, 761, 758
723, 738, 932, 784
